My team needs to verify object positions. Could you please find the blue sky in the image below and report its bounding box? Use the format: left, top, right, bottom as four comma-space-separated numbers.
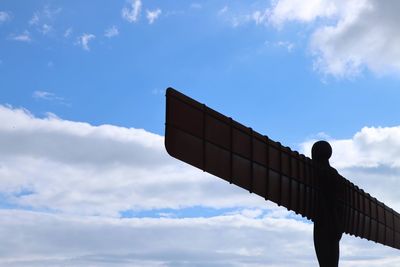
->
1, 1, 400, 266
2, 0, 400, 146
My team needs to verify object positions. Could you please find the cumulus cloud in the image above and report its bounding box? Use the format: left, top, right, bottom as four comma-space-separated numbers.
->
76, 33, 95, 51
0, 105, 268, 216
0, 11, 11, 23
146, 8, 162, 24
104, 25, 119, 38
122, 0, 142, 23
271, 0, 400, 77
309, 0, 400, 77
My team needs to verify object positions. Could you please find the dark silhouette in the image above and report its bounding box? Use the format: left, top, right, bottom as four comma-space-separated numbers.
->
164, 87, 400, 265
312, 141, 344, 267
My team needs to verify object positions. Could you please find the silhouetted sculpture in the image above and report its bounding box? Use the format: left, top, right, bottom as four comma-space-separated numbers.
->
164, 87, 400, 265
312, 141, 344, 267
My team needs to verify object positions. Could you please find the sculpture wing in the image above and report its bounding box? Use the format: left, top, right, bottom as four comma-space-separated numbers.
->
164, 87, 400, 250
339, 177, 400, 249
165, 87, 317, 221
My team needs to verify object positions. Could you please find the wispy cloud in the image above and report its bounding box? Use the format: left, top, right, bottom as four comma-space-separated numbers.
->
122, 0, 142, 23
28, 6, 61, 36
76, 33, 96, 51
218, 6, 228, 15
42, 5, 62, 19
29, 13, 39, 25
39, 23, 52, 35
64, 27, 72, 38
9, 31, 31, 42
146, 8, 162, 24
252, 9, 269, 25
0, 11, 11, 23
275, 41, 294, 52
33, 90, 63, 102
104, 25, 119, 38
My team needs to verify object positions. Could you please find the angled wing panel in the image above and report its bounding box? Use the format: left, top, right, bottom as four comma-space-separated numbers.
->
165, 87, 400, 250
341, 178, 400, 249
165, 87, 316, 221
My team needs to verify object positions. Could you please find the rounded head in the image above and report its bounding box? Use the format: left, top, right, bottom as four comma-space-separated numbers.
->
311, 140, 332, 161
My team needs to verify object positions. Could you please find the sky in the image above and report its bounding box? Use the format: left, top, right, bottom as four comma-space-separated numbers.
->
1, 0, 400, 266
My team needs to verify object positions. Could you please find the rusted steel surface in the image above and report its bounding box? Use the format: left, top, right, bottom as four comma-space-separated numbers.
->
164, 87, 400, 250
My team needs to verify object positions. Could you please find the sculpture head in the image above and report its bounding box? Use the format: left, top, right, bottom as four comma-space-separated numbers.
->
311, 140, 332, 163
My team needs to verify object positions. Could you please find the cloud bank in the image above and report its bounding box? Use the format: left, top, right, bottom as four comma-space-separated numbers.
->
0, 105, 399, 266
0, 105, 266, 217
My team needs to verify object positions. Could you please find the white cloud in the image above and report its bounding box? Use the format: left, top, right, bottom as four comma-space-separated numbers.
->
219, 6, 269, 28
266, 0, 400, 77
32, 90, 63, 102
40, 23, 52, 35
122, 0, 142, 23
309, 0, 400, 77
252, 9, 269, 25
224, 1, 400, 77
76, 33, 95, 51
275, 41, 294, 52
64, 27, 72, 38
0, 105, 267, 216
104, 25, 119, 38
0, 11, 11, 23
0, 210, 317, 266
33, 90, 53, 99
301, 126, 400, 170
9, 31, 31, 42
29, 13, 39, 25
268, 0, 338, 27
42, 5, 62, 19
28, 6, 60, 37
218, 6, 228, 15
0, 209, 399, 266
146, 8, 162, 24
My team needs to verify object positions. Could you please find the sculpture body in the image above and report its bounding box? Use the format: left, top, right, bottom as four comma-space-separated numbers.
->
312, 141, 344, 267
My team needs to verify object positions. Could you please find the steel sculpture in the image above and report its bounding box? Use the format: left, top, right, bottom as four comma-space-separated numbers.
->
164, 87, 400, 266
